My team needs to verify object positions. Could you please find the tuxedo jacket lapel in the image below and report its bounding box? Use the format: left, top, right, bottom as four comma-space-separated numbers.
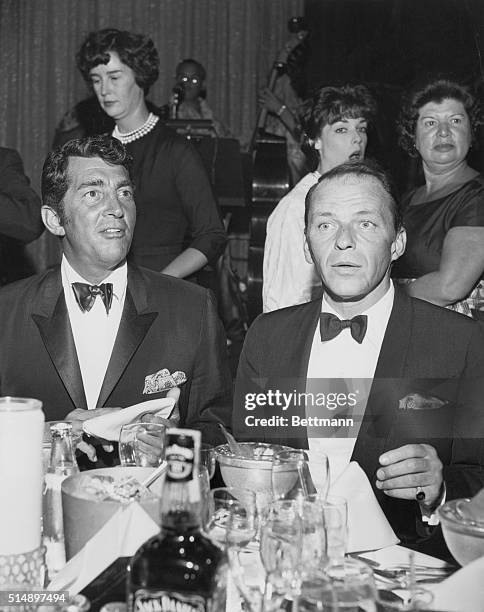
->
31, 270, 87, 411
275, 300, 321, 449
97, 266, 158, 407
351, 288, 414, 473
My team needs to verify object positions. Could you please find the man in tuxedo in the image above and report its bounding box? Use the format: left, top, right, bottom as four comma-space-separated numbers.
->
234, 159, 484, 557
0, 147, 43, 284
0, 135, 232, 451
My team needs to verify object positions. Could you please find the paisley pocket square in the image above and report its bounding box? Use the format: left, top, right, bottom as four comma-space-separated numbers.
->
398, 393, 447, 411
143, 368, 187, 395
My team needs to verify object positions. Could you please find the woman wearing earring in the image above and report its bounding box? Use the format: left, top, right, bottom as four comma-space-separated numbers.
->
76, 29, 226, 279
393, 79, 484, 320
262, 84, 377, 312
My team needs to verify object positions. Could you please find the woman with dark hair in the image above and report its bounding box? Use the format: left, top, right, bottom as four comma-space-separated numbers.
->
393, 79, 484, 320
76, 29, 226, 278
263, 84, 377, 312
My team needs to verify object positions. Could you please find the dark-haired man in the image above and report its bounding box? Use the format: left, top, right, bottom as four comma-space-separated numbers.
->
0, 136, 232, 453
235, 159, 484, 558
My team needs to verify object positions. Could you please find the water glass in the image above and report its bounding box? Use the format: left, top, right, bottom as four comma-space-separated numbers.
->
205, 487, 257, 549
260, 499, 302, 606
299, 558, 377, 611
118, 422, 166, 467
322, 495, 348, 563
200, 443, 216, 479
272, 449, 329, 501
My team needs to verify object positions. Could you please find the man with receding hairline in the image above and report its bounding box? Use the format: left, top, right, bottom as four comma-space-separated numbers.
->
234, 159, 484, 558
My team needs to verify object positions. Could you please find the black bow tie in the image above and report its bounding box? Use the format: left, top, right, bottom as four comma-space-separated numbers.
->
71, 282, 113, 314
319, 312, 368, 344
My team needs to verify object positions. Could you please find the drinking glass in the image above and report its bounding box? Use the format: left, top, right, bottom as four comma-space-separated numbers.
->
200, 443, 216, 479
260, 499, 303, 608
272, 449, 329, 501
321, 495, 348, 563
197, 465, 211, 528
118, 422, 166, 467
204, 487, 257, 549
299, 558, 378, 611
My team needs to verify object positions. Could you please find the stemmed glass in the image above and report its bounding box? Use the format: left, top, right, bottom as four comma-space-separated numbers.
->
204, 487, 261, 611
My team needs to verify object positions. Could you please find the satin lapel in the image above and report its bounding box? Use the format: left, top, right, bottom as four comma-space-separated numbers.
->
97, 267, 158, 407
351, 288, 414, 470
276, 300, 321, 449
31, 270, 87, 411
373, 288, 413, 379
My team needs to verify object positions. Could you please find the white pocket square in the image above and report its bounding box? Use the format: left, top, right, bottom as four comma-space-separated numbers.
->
143, 368, 187, 395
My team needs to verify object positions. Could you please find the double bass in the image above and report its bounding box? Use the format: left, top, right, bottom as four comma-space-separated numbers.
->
247, 22, 308, 323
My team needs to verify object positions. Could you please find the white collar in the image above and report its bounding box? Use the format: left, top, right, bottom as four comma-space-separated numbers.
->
61, 255, 127, 303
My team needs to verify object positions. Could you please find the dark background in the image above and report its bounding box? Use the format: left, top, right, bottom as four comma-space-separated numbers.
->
303, 0, 484, 192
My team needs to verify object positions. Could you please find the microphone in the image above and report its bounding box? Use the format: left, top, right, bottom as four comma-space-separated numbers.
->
170, 85, 184, 119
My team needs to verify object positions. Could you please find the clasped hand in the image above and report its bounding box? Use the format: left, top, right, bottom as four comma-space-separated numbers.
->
376, 443, 443, 509
66, 387, 180, 463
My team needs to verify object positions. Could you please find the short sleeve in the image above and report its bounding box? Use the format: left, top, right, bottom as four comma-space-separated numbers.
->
450, 181, 484, 228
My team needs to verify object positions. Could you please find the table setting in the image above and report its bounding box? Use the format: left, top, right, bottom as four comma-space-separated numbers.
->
2, 397, 484, 611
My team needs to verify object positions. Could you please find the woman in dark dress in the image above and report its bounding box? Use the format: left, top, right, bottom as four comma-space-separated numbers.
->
76, 29, 226, 278
393, 79, 484, 320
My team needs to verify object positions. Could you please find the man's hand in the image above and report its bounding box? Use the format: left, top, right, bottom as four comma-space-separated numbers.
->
258, 88, 284, 115
131, 387, 180, 464
65, 407, 122, 462
132, 386, 181, 429
376, 444, 443, 508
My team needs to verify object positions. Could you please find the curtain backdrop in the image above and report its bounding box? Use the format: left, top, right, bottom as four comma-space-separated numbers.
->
0, 0, 303, 270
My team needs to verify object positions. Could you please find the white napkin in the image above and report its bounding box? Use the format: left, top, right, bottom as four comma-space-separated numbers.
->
83, 398, 176, 440
47, 503, 160, 594
330, 461, 400, 553
429, 555, 484, 612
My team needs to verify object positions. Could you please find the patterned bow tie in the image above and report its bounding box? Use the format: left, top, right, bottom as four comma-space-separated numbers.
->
319, 312, 368, 344
71, 282, 113, 314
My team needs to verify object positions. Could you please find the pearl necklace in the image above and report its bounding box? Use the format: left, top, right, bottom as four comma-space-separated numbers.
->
112, 112, 159, 144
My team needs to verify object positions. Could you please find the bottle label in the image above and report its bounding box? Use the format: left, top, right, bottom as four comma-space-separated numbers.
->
165, 443, 194, 482
132, 590, 206, 612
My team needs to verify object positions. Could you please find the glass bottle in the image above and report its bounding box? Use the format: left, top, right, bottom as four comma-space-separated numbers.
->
127, 428, 227, 612
42, 421, 79, 581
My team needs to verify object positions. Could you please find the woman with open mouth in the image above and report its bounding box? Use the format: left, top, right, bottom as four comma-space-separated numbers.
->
263, 83, 377, 313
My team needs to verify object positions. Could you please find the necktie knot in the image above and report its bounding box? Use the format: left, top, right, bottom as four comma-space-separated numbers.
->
319, 312, 368, 344
71, 282, 113, 314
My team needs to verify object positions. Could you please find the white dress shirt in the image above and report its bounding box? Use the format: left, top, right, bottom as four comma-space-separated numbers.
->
263, 172, 322, 312
61, 256, 127, 410
306, 284, 395, 481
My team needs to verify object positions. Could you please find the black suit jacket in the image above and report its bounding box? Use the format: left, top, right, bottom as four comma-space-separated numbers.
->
0, 147, 43, 284
0, 264, 232, 446
234, 288, 484, 558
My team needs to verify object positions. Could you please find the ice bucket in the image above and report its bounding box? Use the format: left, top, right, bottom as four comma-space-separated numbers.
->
62, 466, 164, 559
